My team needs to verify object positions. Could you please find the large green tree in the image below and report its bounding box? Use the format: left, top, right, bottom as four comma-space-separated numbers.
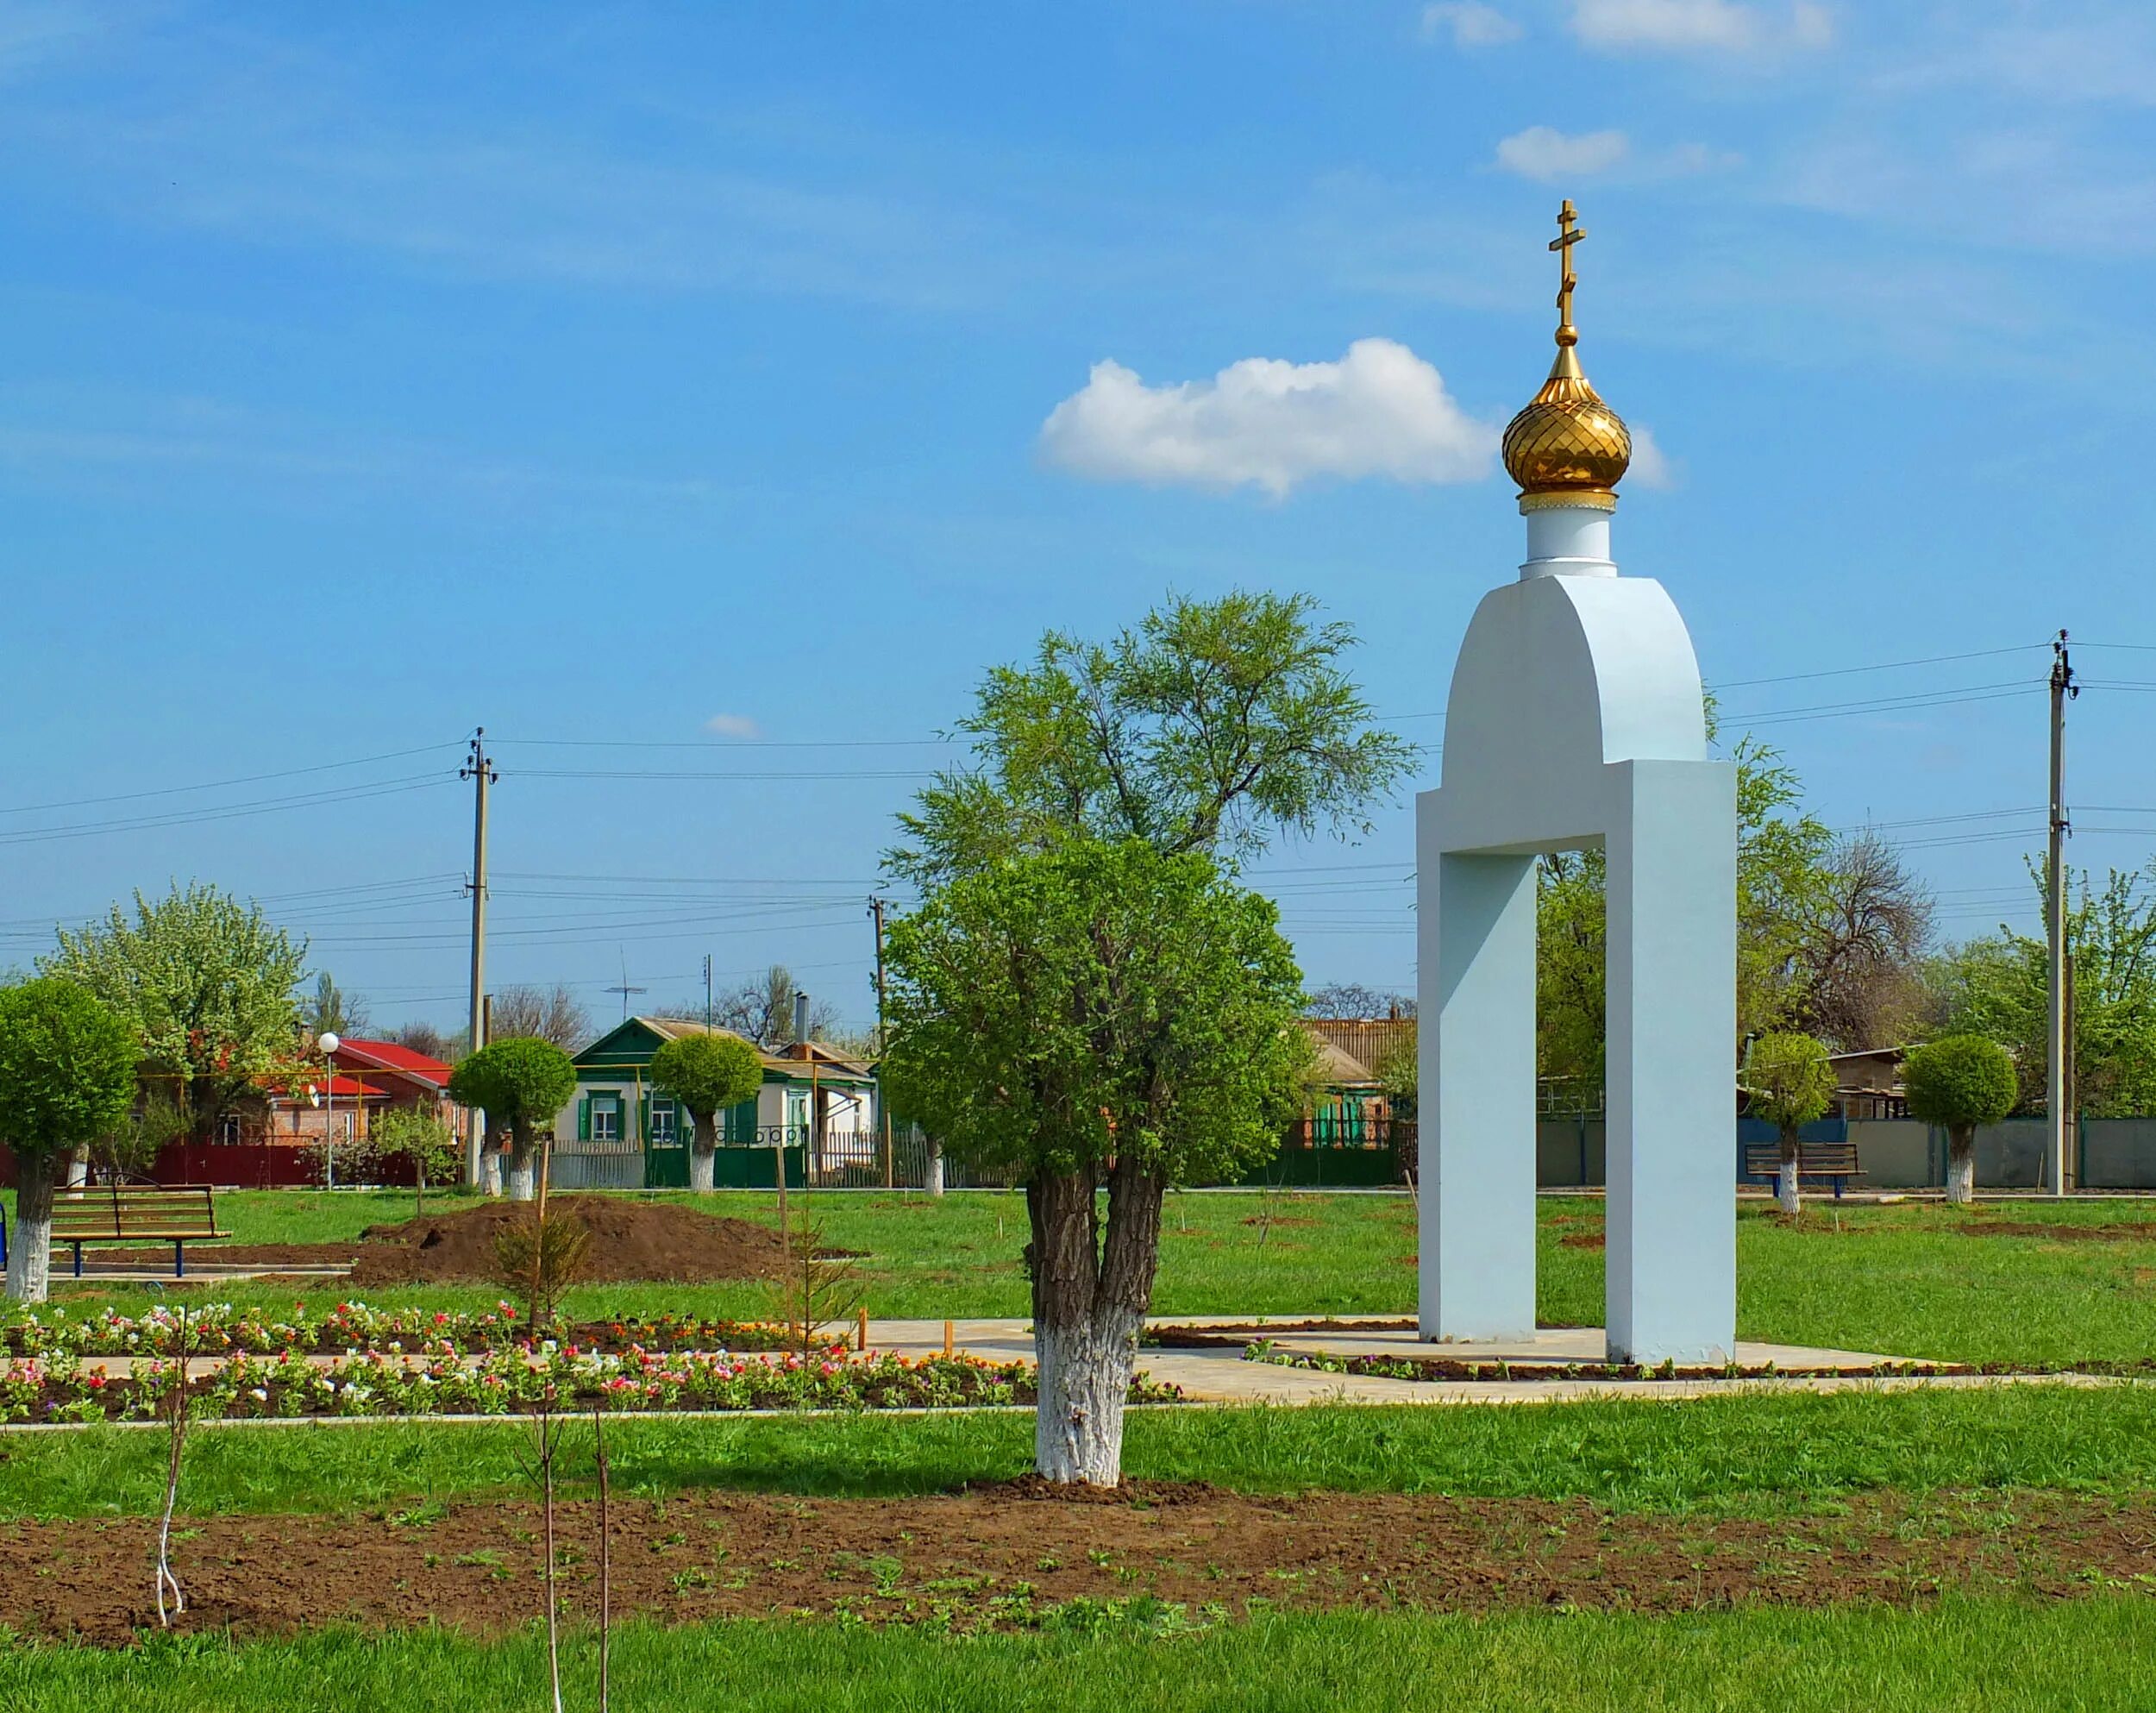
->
649, 1032, 766, 1193
1929, 862, 2156, 1120
447, 1038, 578, 1202
886, 591, 1407, 1484
0, 979, 139, 1301
883, 840, 1307, 1484
42, 884, 307, 1142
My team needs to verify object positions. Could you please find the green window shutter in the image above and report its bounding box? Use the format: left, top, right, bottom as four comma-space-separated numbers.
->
638, 1095, 649, 1143
578, 1096, 590, 1142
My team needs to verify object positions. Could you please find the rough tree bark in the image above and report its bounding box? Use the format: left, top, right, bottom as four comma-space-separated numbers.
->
925, 1138, 946, 1197
1026, 1155, 1164, 1486
1946, 1124, 1977, 1206
6, 1155, 55, 1303
1776, 1129, 1802, 1216
688, 1108, 717, 1193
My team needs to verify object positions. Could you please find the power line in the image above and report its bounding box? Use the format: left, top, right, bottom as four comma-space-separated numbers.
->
0, 742, 461, 818
0, 775, 453, 846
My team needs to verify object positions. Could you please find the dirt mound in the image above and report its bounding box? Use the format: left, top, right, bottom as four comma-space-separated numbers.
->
346, 1195, 793, 1285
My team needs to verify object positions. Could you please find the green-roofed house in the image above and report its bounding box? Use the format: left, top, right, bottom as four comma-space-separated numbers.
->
553, 1016, 879, 1190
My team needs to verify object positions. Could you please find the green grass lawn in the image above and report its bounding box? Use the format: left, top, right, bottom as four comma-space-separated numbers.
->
10, 1599, 2156, 1711
12, 1187, 2156, 1366
7, 1384, 2155, 1521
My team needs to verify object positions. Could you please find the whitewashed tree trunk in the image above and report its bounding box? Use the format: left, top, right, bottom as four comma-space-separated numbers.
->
1776, 1133, 1801, 1215
1033, 1306, 1142, 1484
507, 1135, 536, 1202
7, 1158, 55, 1303
689, 1110, 717, 1193
1026, 1159, 1164, 1487
66, 1147, 89, 1189
925, 1137, 946, 1197
1946, 1127, 1977, 1205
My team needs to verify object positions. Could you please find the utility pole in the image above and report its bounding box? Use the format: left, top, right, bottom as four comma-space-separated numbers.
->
704, 953, 714, 1032
461, 730, 497, 1186
870, 896, 893, 1189
2046, 631, 2078, 1197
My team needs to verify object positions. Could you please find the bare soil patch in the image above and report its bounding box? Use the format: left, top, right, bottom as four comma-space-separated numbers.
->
1959, 1222, 2156, 1245
1558, 1233, 1607, 1250
85, 1197, 804, 1285
3, 1485, 2149, 1644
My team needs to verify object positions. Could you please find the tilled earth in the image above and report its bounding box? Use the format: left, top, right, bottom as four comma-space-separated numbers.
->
6, 1483, 2155, 1643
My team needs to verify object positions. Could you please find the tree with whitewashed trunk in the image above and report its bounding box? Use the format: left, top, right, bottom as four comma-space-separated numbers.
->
1903, 1033, 2017, 1207
1742, 1031, 1835, 1215
882, 841, 1307, 1485
649, 1032, 764, 1193
0, 978, 138, 1302
447, 1038, 577, 1203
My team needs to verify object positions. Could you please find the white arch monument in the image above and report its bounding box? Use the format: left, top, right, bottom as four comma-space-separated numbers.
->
1415, 202, 1736, 1364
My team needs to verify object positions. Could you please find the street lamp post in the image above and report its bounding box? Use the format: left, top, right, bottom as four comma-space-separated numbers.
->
318, 1031, 342, 1190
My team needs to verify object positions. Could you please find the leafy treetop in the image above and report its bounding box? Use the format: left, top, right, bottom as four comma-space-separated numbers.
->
42, 883, 306, 1135
1742, 1031, 1836, 1134
1902, 1034, 2018, 1135
0, 978, 140, 1164
882, 840, 1308, 1186
890, 591, 1418, 885
649, 1032, 765, 1123
446, 1038, 578, 1142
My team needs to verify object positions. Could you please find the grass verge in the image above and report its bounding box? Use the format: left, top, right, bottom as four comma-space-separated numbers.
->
4, 1384, 2154, 1520
6, 1598, 2156, 1710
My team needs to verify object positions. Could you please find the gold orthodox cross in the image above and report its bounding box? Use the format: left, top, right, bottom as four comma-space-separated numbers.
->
1550, 199, 1584, 332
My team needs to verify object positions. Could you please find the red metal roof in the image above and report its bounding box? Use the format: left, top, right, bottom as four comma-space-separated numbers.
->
336, 1038, 453, 1084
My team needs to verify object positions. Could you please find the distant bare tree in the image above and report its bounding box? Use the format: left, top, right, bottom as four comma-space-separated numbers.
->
488, 984, 593, 1053
387, 1020, 452, 1061
714, 965, 839, 1046
1303, 981, 1413, 1020
1793, 832, 1934, 1052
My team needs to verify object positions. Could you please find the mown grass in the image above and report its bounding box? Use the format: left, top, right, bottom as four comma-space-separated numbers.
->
15, 1188, 2156, 1365
6, 1384, 2154, 1522
9, 1599, 2156, 1711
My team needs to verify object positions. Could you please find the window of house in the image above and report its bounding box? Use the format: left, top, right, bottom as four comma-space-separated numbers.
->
649, 1100, 677, 1144
591, 1096, 621, 1144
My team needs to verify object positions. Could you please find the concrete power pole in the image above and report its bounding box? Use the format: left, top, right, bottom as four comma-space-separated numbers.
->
2046, 632, 2077, 1197
870, 896, 893, 1189
461, 730, 498, 1186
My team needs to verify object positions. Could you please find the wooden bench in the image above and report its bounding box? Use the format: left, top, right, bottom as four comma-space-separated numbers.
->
48, 1183, 229, 1278
1745, 1141, 1862, 1200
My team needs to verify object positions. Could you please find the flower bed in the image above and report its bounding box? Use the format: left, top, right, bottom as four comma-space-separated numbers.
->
0, 1302, 796, 1360
1239, 1340, 1970, 1383
0, 1346, 1184, 1426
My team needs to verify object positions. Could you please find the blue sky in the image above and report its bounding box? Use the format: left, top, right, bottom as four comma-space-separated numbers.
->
3, 0, 2153, 1034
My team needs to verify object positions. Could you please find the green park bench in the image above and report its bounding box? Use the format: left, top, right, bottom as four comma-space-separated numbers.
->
1744, 1141, 1863, 1200
47, 1183, 229, 1278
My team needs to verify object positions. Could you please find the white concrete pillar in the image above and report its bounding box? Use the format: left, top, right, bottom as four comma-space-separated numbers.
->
1520, 503, 1616, 580
1419, 828, 1539, 1342
1604, 759, 1738, 1363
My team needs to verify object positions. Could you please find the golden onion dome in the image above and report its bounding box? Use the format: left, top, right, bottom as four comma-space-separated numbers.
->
1501, 200, 1630, 511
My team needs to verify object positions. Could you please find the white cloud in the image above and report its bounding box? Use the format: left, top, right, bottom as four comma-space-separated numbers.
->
1421, 3, 1522, 47
1626, 424, 1677, 489
1038, 339, 1495, 499
1495, 127, 1632, 182
1568, 0, 1831, 57
703, 713, 761, 738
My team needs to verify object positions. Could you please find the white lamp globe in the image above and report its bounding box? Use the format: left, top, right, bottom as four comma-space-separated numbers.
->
318, 1031, 341, 1056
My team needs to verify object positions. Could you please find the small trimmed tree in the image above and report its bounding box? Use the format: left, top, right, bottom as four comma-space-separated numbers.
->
1743, 1031, 1836, 1215
884, 840, 1307, 1486
649, 1032, 765, 1194
447, 1038, 578, 1202
0, 979, 139, 1301
1903, 1033, 2017, 1206
370, 1105, 463, 1214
